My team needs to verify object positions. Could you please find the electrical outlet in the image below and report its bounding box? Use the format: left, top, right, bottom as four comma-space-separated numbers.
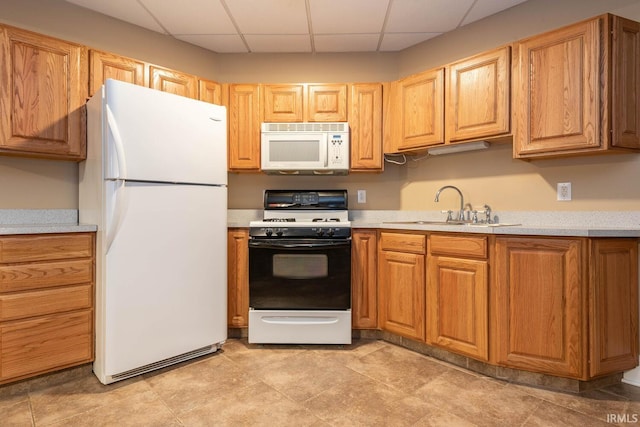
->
557, 182, 572, 201
357, 190, 366, 204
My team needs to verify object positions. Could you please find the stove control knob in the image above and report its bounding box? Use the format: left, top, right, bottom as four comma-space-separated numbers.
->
276, 230, 283, 237
327, 228, 335, 237
316, 229, 325, 237
265, 228, 273, 237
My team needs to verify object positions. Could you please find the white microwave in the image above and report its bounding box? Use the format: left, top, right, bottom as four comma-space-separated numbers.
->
261, 122, 349, 175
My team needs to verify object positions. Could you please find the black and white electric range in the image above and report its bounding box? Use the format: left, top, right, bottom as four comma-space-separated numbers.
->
248, 190, 351, 344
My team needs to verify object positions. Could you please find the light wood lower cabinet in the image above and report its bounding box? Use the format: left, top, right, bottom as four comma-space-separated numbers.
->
589, 239, 639, 377
494, 237, 586, 378
227, 228, 249, 328
351, 230, 377, 329
378, 232, 425, 340
0, 233, 95, 384
427, 234, 489, 361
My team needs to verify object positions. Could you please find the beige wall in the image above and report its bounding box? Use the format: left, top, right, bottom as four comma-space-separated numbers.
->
1, 0, 640, 211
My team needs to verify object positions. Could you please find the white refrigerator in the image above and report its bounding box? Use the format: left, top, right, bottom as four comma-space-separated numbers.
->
79, 79, 227, 385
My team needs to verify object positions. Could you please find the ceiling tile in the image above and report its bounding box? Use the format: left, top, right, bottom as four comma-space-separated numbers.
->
245, 35, 312, 53
379, 32, 441, 51
176, 34, 248, 53
385, 0, 475, 33
314, 34, 380, 52
309, 0, 389, 34
140, 0, 237, 34
66, 0, 166, 33
225, 0, 309, 34
460, 0, 528, 26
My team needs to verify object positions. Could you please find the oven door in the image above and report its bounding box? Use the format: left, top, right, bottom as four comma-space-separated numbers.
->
248, 238, 351, 310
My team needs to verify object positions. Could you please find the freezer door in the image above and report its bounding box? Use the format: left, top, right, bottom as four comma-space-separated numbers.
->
101, 182, 227, 376
103, 79, 226, 185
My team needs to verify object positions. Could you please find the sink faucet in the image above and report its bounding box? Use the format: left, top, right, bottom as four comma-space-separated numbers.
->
434, 185, 465, 221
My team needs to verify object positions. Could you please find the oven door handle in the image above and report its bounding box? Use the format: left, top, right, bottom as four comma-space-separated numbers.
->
248, 239, 351, 249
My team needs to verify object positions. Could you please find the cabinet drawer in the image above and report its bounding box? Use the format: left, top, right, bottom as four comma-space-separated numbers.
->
429, 234, 487, 258
0, 234, 93, 263
0, 259, 93, 292
380, 232, 426, 254
0, 310, 93, 380
0, 284, 92, 321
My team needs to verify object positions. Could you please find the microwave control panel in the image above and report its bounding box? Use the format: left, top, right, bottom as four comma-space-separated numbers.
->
328, 133, 349, 167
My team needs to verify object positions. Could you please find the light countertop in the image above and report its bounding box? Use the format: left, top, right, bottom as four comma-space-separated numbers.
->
0, 210, 97, 235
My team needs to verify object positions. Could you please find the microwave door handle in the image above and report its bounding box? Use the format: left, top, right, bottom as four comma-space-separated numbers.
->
321, 133, 328, 167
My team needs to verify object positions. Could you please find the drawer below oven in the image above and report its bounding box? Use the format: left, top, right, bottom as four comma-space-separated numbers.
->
248, 309, 351, 345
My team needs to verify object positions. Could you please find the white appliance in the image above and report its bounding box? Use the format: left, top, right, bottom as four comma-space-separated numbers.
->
261, 122, 349, 175
79, 79, 227, 385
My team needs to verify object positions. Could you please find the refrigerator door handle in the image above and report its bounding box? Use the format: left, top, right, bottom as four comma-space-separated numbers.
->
106, 105, 128, 179
105, 179, 127, 254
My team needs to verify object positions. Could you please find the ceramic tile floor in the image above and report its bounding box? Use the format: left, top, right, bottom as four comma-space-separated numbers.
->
2, 339, 640, 426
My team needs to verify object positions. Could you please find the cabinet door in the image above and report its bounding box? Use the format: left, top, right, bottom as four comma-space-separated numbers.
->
0, 25, 87, 160
396, 68, 445, 151
349, 83, 383, 171
306, 84, 347, 122
228, 84, 262, 170
427, 256, 488, 361
263, 84, 304, 122
149, 65, 198, 99
227, 229, 249, 328
351, 230, 377, 329
89, 49, 146, 97
611, 16, 640, 150
495, 237, 585, 378
378, 250, 425, 340
589, 239, 639, 377
513, 18, 600, 157
447, 47, 510, 143
198, 79, 223, 105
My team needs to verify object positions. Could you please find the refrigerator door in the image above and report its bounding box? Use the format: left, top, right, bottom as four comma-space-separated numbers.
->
103, 79, 227, 185
101, 182, 227, 376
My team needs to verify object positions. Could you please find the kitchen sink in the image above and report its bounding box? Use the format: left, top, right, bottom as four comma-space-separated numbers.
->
383, 220, 520, 227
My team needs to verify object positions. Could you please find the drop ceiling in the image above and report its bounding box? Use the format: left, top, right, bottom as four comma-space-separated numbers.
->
66, 0, 528, 53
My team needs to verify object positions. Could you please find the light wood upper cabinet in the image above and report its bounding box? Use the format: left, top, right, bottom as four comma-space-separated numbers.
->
306, 84, 348, 122
263, 84, 304, 122
513, 14, 640, 158
349, 83, 383, 171
427, 234, 489, 361
149, 65, 198, 99
447, 46, 510, 143
494, 237, 586, 378
589, 239, 638, 377
378, 232, 426, 340
228, 84, 262, 170
198, 79, 223, 105
392, 68, 445, 152
0, 25, 87, 161
227, 228, 249, 328
89, 49, 146, 97
351, 230, 378, 329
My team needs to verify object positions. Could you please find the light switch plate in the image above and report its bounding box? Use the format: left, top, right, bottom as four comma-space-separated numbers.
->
357, 190, 366, 204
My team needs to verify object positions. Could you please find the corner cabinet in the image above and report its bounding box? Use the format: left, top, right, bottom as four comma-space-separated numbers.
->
513, 14, 640, 158
378, 232, 425, 340
0, 233, 95, 384
227, 228, 249, 328
427, 234, 489, 361
494, 236, 638, 380
0, 25, 88, 161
